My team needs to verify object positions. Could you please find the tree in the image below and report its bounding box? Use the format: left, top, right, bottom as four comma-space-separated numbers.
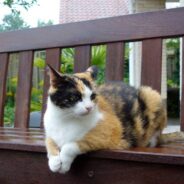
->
0, 12, 30, 32
37, 20, 53, 27
1, 0, 37, 14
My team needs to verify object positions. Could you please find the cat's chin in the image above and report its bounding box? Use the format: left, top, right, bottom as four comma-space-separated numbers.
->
74, 110, 93, 117
79, 111, 91, 116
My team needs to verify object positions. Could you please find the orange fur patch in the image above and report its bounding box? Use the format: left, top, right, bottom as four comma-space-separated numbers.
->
48, 86, 57, 95
74, 78, 85, 94
77, 95, 129, 152
45, 137, 60, 156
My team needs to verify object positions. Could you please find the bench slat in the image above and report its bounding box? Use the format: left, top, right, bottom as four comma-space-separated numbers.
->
0, 53, 9, 127
90, 146, 184, 165
181, 37, 184, 131
0, 139, 45, 152
0, 130, 44, 137
0, 127, 44, 132
41, 48, 61, 128
0, 134, 44, 140
0, 132, 184, 165
74, 45, 91, 73
0, 149, 184, 184
105, 42, 124, 81
141, 39, 162, 92
0, 8, 184, 53
14, 51, 33, 128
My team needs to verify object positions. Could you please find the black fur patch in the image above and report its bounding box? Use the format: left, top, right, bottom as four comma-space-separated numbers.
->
50, 88, 82, 108
49, 75, 83, 108
137, 95, 149, 129
90, 93, 96, 100
138, 95, 146, 112
90, 66, 98, 79
123, 130, 137, 147
80, 78, 92, 89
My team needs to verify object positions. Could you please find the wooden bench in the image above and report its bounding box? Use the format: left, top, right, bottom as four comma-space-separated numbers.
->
0, 7, 184, 184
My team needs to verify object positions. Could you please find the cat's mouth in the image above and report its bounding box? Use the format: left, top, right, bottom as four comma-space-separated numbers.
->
80, 111, 91, 116
79, 109, 94, 116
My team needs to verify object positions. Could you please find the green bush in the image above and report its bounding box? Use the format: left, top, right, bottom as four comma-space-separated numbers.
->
4, 45, 130, 125
166, 39, 179, 88
4, 76, 17, 125
4, 101, 15, 126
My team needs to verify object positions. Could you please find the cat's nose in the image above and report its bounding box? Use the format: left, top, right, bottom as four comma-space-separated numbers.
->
86, 106, 92, 112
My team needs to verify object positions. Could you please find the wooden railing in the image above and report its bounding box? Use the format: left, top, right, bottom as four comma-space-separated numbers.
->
0, 7, 184, 129
0, 7, 184, 184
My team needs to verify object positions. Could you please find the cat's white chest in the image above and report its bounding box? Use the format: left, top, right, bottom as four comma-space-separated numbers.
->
45, 118, 94, 148
44, 99, 103, 148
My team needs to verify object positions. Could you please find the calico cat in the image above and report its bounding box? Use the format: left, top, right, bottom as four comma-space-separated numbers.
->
44, 65, 182, 174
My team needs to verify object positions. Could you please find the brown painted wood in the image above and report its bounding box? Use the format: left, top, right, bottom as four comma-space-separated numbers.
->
0, 129, 44, 135
0, 126, 184, 166
0, 127, 44, 133
0, 53, 9, 127
181, 37, 184, 131
0, 7, 184, 53
0, 150, 184, 184
105, 42, 124, 81
141, 39, 162, 92
41, 48, 61, 127
14, 51, 33, 128
0, 131, 44, 138
74, 45, 91, 72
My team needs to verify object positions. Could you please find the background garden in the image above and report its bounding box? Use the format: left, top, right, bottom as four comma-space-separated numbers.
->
1, 0, 180, 126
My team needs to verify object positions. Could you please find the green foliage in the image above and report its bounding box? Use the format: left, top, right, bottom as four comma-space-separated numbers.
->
61, 48, 74, 73
4, 103, 15, 127
34, 57, 45, 69
7, 77, 17, 100
166, 38, 179, 88
4, 44, 130, 125
30, 87, 43, 112
37, 20, 53, 27
91, 46, 106, 66
123, 43, 130, 84
91, 46, 106, 84
167, 79, 178, 88
0, 12, 29, 32
29, 56, 46, 112
4, 77, 17, 125
2, 0, 37, 14
167, 39, 179, 50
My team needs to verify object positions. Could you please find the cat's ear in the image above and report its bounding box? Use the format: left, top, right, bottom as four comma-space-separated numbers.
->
47, 64, 75, 88
86, 66, 98, 80
47, 64, 62, 85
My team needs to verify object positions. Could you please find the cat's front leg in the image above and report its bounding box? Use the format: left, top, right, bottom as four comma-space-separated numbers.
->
48, 155, 62, 172
45, 137, 62, 172
59, 142, 81, 174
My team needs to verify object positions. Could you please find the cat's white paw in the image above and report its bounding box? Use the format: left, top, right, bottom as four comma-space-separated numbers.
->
59, 142, 81, 174
48, 155, 61, 172
59, 159, 71, 174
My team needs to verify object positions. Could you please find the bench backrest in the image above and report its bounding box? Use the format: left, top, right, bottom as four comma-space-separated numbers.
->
0, 7, 184, 129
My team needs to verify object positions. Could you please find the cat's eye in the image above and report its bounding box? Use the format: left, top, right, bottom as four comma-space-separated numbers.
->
90, 93, 96, 100
69, 96, 76, 101
69, 94, 82, 102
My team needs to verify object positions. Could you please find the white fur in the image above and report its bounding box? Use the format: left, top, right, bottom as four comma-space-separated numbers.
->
73, 86, 95, 116
149, 131, 161, 147
48, 155, 61, 172
59, 142, 81, 173
44, 86, 103, 173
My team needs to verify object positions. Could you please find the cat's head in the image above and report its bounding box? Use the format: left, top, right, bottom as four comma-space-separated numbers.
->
47, 65, 98, 117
